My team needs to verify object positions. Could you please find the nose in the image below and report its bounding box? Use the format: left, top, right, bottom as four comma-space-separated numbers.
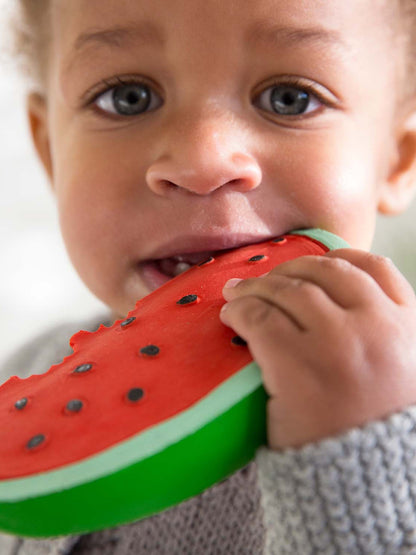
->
146, 110, 262, 196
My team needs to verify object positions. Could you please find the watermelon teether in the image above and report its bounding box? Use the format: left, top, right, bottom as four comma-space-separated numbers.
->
0, 229, 348, 538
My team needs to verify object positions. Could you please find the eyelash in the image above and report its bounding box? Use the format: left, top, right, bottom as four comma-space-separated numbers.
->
254, 77, 331, 117
82, 74, 333, 119
83, 76, 158, 108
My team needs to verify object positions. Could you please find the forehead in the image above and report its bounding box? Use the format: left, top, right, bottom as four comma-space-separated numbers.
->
52, 0, 391, 49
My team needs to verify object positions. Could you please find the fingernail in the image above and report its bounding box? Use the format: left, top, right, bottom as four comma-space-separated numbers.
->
223, 278, 243, 289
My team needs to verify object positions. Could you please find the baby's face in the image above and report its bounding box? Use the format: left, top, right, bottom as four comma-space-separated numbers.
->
39, 0, 403, 316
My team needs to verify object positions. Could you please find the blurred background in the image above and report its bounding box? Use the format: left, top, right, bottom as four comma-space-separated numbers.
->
0, 3, 415, 371
0, 2, 107, 370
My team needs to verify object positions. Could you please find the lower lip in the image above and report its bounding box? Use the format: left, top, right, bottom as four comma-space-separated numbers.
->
140, 261, 172, 292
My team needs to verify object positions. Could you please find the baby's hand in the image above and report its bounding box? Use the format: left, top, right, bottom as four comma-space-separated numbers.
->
220, 250, 416, 450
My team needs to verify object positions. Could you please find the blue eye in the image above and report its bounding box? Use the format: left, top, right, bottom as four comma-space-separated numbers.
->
255, 84, 322, 116
95, 82, 163, 116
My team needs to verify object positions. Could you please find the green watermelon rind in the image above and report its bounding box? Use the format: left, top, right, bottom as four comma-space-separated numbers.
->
0, 361, 267, 537
290, 228, 350, 250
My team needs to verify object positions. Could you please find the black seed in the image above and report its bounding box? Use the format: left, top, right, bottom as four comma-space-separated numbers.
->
231, 335, 248, 347
73, 363, 93, 374
127, 388, 144, 402
198, 257, 215, 267
249, 255, 265, 262
15, 398, 28, 410
272, 237, 286, 244
121, 317, 136, 328
66, 399, 83, 413
177, 294, 198, 305
26, 434, 45, 450
140, 344, 160, 356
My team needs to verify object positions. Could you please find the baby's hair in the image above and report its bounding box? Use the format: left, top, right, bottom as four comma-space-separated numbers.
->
8, 0, 50, 93
6, 0, 416, 102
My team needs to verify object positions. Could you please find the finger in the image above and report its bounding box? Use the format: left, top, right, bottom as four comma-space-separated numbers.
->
220, 295, 336, 401
222, 273, 341, 331
220, 292, 303, 333
325, 249, 416, 306
256, 253, 391, 309
219, 295, 302, 395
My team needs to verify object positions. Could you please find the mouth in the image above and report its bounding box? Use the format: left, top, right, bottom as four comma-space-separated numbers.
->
156, 251, 217, 276
137, 233, 277, 293
139, 251, 224, 291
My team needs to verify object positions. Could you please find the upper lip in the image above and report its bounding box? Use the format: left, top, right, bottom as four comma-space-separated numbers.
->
143, 233, 278, 261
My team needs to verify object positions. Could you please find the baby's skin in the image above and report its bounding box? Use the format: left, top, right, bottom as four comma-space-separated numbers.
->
26, 0, 416, 451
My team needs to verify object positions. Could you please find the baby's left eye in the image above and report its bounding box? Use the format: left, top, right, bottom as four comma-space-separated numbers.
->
254, 84, 322, 117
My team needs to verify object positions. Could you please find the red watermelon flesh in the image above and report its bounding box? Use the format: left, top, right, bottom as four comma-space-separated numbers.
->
0, 233, 330, 479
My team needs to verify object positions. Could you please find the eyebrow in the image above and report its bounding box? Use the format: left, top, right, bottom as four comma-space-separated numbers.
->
73, 22, 165, 50
64, 21, 165, 73
65, 19, 344, 75
246, 22, 345, 49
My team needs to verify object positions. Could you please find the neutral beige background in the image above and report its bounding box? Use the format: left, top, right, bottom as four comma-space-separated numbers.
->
0, 2, 415, 371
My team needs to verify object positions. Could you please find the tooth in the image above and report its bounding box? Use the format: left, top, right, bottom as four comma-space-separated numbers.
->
173, 262, 191, 276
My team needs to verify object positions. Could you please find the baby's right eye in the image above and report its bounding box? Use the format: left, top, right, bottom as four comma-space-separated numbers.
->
94, 81, 163, 117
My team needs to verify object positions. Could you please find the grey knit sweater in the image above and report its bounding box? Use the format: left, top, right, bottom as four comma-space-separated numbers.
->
1, 315, 416, 554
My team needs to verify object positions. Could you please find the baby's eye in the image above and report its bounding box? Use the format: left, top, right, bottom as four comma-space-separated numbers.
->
95, 82, 163, 116
254, 84, 322, 117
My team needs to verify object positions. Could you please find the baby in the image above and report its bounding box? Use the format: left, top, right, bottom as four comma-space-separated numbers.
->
2, 0, 416, 553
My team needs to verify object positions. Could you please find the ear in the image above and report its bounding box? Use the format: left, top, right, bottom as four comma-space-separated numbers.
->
378, 108, 416, 215
26, 92, 54, 183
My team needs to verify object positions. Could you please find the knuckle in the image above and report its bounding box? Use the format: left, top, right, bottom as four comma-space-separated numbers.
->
319, 255, 352, 273
266, 274, 322, 300
295, 279, 322, 300
237, 296, 273, 328
375, 254, 396, 273
363, 252, 395, 272
265, 274, 297, 293
265, 276, 302, 300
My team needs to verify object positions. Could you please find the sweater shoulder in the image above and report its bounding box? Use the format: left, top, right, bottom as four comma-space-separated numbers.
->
0, 313, 113, 385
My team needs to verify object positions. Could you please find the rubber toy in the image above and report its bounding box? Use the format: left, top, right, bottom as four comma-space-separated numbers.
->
0, 229, 348, 538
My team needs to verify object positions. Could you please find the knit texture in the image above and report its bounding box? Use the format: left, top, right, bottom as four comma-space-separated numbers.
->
69, 462, 264, 555
0, 315, 112, 384
14, 536, 81, 555
8, 462, 264, 555
257, 407, 416, 554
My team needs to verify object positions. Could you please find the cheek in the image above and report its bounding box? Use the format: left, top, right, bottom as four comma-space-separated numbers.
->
270, 133, 380, 248
53, 134, 136, 258
53, 149, 135, 305
56, 186, 119, 296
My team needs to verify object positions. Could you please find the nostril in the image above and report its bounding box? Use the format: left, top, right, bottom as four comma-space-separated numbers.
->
150, 179, 179, 195
161, 180, 179, 189
146, 158, 262, 196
